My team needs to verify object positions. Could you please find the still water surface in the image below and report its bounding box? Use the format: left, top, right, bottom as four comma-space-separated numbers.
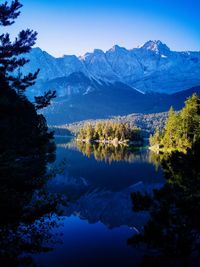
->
34, 137, 164, 267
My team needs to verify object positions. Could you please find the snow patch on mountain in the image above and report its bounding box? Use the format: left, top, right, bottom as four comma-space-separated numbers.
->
23, 40, 200, 96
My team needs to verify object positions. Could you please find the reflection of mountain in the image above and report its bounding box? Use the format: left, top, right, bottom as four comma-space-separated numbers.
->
48, 141, 164, 229
64, 183, 163, 229
48, 172, 163, 229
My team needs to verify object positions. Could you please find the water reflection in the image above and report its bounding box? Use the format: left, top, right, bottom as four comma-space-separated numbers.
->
129, 142, 200, 266
0, 149, 64, 266
58, 139, 150, 164
2, 133, 198, 266
48, 138, 164, 230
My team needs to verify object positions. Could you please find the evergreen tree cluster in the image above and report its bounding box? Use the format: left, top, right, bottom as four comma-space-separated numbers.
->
0, 0, 56, 159
150, 94, 200, 153
58, 112, 168, 138
77, 121, 142, 144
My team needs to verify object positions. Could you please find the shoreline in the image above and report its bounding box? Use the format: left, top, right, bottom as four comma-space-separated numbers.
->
76, 138, 143, 146
149, 145, 187, 154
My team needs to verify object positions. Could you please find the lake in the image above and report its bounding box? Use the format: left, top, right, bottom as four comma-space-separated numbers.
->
33, 136, 165, 267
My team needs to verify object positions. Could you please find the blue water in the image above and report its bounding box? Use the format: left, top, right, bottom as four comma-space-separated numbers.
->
34, 137, 164, 267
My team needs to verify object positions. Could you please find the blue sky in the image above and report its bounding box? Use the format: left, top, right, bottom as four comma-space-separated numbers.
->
7, 0, 200, 56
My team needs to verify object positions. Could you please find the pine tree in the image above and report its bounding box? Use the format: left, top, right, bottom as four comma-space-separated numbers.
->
161, 106, 178, 149
77, 121, 142, 144
0, 0, 55, 106
149, 127, 161, 147
150, 94, 200, 153
180, 94, 200, 146
0, 1, 56, 158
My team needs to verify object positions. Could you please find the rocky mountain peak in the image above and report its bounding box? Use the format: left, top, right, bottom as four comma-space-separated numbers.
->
141, 40, 171, 54
109, 45, 126, 52
24, 41, 200, 95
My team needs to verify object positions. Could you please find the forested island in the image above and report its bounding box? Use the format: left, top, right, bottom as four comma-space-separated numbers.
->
150, 94, 200, 153
77, 121, 143, 145
52, 112, 168, 137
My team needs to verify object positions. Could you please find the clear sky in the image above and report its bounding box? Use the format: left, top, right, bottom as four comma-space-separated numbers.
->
7, 0, 200, 57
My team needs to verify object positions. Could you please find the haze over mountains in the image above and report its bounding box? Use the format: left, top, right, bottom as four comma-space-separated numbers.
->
23, 40, 200, 124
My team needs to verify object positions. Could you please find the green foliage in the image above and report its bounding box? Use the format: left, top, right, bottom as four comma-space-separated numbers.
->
77, 121, 143, 144
149, 127, 161, 147
150, 94, 200, 153
59, 112, 168, 138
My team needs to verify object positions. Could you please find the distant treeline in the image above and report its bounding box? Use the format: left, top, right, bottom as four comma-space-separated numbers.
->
111, 112, 168, 135
77, 121, 142, 144
51, 112, 168, 137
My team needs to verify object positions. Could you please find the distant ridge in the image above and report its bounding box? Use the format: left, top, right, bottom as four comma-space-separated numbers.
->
21, 40, 200, 124
23, 40, 200, 96
42, 86, 200, 125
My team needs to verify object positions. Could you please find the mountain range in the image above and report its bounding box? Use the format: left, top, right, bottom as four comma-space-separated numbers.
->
22, 40, 200, 124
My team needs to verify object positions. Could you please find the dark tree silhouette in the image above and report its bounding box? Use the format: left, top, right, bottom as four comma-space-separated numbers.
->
35, 90, 56, 110
0, 0, 56, 157
0, 0, 22, 26
129, 142, 200, 267
0, 0, 55, 106
0, 2, 64, 266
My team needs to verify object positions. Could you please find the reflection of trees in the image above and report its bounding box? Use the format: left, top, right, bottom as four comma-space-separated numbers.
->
147, 150, 160, 171
0, 149, 64, 266
129, 142, 200, 266
73, 141, 148, 164
0, 1, 64, 265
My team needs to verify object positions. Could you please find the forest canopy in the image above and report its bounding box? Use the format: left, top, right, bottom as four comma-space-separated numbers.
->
150, 94, 200, 153
77, 121, 143, 144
